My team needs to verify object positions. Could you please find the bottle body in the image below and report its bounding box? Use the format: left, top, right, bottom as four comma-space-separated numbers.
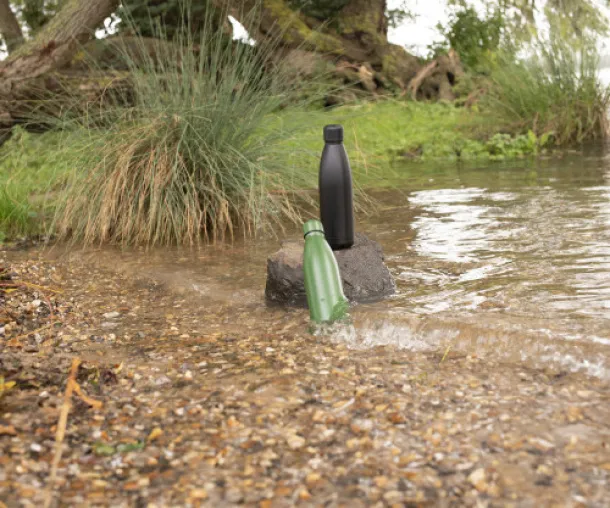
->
303, 221, 348, 323
319, 126, 354, 250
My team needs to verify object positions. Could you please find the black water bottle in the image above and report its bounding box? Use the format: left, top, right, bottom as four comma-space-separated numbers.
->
319, 125, 354, 250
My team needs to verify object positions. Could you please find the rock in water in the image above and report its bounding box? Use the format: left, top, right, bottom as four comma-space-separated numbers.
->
265, 233, 395, 306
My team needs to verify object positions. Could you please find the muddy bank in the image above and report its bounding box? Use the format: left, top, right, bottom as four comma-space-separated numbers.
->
1, 250, 609, 507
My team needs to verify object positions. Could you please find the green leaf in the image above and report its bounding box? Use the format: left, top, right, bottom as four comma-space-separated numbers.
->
93, 442, 117, 456
117, 441, 145, 453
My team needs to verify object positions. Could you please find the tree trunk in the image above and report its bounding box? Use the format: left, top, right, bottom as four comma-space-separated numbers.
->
228, 0, 461, 100
0, 0, 119, 138
0, 0, 24, 53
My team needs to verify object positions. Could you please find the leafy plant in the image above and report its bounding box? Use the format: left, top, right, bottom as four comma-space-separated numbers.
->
431, 6, 504, 71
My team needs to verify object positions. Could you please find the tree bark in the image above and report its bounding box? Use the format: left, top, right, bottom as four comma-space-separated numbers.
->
0, 0, 119, 137
227, 0, 460, 100
0, 0, 24, 53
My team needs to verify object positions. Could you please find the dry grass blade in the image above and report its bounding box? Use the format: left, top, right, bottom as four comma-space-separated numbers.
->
0, 281, 63, 294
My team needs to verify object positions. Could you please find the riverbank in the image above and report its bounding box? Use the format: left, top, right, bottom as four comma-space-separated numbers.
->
0, 100, 556, 243
2, 249, 609, 506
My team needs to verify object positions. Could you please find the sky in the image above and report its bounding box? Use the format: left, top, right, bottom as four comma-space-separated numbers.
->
387, 0, 451, 55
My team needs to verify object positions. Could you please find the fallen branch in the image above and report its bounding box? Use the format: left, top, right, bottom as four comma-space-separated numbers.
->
409, 60, 438, 101
463, 87, 486, 109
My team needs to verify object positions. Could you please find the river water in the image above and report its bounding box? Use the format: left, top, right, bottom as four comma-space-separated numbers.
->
73, 152, 610, 379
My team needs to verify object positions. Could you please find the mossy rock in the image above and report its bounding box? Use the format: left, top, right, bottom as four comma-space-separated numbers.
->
265, 233, 396, 307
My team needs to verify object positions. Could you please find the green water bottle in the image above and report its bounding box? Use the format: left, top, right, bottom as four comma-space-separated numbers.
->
303, 220, 349, 324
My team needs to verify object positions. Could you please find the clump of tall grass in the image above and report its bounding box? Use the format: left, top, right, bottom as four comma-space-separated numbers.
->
54, 3, 317, 246
481, 38, 610, 145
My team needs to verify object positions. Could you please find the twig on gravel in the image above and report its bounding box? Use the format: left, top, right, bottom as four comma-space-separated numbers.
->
332, 398, 355, 413
440, 344, 453, 364
10, 321, 62, 343
0, 282, 63, 294
44, 359, 103, 508
44, 358, 81, 508
44, 294, 55, 320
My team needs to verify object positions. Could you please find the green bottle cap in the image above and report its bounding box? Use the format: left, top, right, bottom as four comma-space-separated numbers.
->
303, 219, 324, 237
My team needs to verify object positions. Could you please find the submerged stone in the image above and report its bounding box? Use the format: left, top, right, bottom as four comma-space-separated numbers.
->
265, 233, 395, 307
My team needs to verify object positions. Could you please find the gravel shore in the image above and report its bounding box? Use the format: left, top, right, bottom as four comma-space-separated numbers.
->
1, 250, 609, 507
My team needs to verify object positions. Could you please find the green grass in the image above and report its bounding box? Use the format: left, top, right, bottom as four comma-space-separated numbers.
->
280, 100, 546, 174
0, 128, 68, 241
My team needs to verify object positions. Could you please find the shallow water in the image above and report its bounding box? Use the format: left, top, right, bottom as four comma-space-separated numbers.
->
61, 152, 610, 378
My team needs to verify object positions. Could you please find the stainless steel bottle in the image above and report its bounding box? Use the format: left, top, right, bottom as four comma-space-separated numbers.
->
319, 125, 354, 250
302, 219, 349, 323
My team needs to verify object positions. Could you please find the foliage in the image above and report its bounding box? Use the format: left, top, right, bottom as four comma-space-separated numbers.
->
480, 37, 610, 145
52, 5, 319, 246
283, 100, 547, 166
544, 0, 609, 45
471, 0, 608, 46
9, 0, 65, 34
386, 1, 417, 29
1, 95, 559, 242
431, 5, 504, 70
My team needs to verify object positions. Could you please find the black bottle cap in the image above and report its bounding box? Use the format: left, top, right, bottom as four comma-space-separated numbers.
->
324, 124, 343, 143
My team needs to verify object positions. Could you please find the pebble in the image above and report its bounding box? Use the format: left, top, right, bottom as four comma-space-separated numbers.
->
468, 468, 487, 492
103, 311, 121, 319
155, 375, 171, 386
287, 435, 306, 450
225, 488, 243, 503
189, 488, 208, 500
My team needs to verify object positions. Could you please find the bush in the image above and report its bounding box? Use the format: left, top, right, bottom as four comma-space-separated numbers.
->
431, 7, 504, 71
53, 4, 318, 246
481, 38, 610, 145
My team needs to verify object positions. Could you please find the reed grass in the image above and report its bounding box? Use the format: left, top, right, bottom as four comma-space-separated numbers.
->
53, 2, 319, 246
481, 39, 610, 145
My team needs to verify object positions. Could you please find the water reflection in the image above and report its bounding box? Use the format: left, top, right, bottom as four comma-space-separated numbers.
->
340, 155, 610, 377
399, 172, 610, 321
